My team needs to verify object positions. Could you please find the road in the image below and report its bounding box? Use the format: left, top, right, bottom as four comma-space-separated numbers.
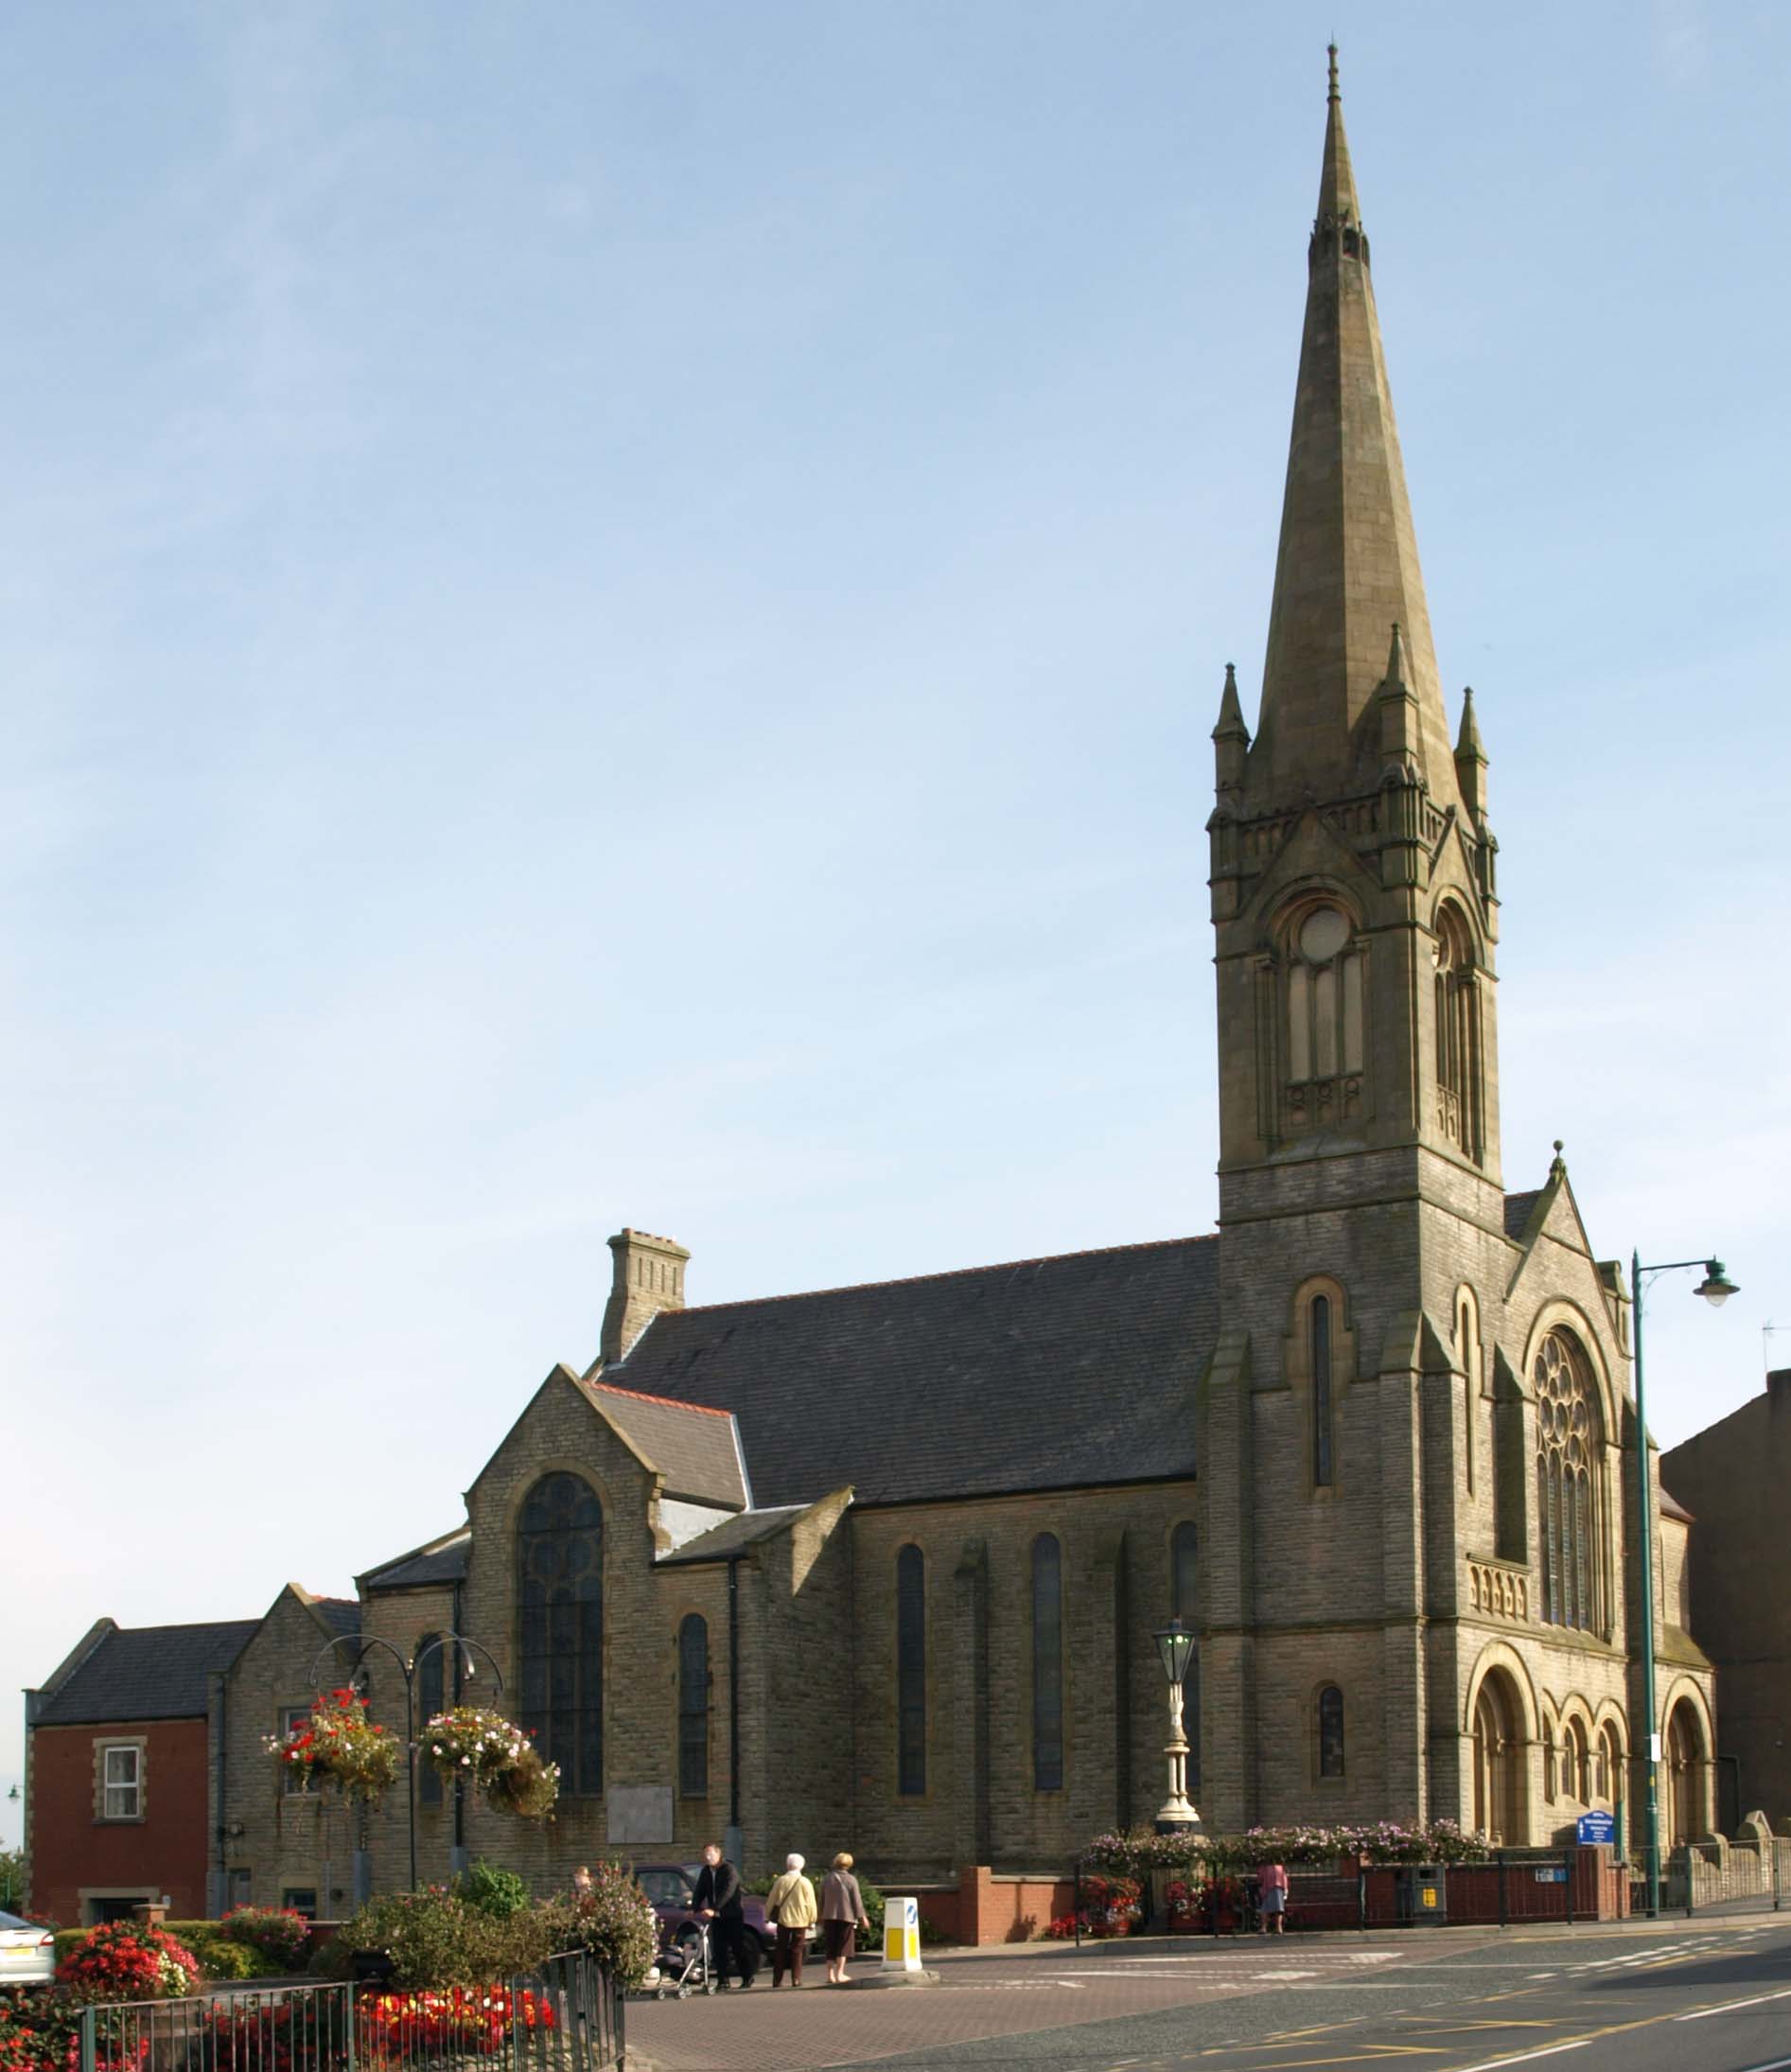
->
625, 1916, 1791, 2072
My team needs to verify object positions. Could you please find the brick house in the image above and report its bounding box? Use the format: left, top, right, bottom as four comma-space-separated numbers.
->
24, 57, 1725, 1926
25, 1619, 257, 1925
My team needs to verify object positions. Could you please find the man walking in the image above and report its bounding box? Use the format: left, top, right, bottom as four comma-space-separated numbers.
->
693, 1840, 758, 1989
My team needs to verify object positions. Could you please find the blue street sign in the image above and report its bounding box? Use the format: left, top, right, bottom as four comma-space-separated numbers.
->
1577, 1810, 1616, 1846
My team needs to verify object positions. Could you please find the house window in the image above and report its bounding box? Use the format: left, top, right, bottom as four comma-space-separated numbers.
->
1031, 1535, 1064, 1792
1535, 1329, 1605, 1634
677, 1614, 710, 1799
282, 1889, 318, 1920
1312, 1295, 1335, 1487
99, 1745, 141, 1820
280, 1707, 311, 1797
230, 1869, 253, 1909
416, 1637, 445, 1806
1317, 1686, 1345, 1779
1169, 1521, 1201, 1792
518, 1471, 605, 1796
896, 1546, 926, 1797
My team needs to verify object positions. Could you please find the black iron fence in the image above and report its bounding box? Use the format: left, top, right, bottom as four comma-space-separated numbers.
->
78, 1952, 623, 2072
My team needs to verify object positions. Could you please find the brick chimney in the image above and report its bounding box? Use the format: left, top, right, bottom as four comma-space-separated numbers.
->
600, 1228, 691, 1366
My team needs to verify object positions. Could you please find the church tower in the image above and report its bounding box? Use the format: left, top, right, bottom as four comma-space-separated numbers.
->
1200, 51, 1514, 1833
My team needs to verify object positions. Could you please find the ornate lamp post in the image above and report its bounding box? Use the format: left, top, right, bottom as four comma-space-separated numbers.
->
307, 1631, 503, 1894
1151, 1619, 1201, 1834
1629, 1252, 1736, 1918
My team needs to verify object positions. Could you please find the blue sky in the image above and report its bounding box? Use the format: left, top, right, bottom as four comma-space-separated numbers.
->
4, 2, 1787, 1849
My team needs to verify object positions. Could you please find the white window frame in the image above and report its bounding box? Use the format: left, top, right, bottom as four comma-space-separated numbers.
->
100, 1744, 142, 1821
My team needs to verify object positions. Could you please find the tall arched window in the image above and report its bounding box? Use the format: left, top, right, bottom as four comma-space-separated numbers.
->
677, 1614, 709, 1799
1535, 1330, 1604, 1633
1312, 1295, 1335, 1487
896, 1546, 926, 1797
1433, 902, 1484, 1161
416, 1635, 445, 1806
1284, 903, 1364, 1133
1564, 1716, 1589, 1803
1031, 1535, 1064, 1792
1169, 1522, 1201, 1792
1455, 1287, 1481, 1495
518, 1472, 604, 1796
1317, 1685, 1345, 1779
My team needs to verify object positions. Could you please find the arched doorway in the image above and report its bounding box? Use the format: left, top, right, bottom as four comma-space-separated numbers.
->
1665, 1699, 1707, 1849
1472, 1669, 1522, 1842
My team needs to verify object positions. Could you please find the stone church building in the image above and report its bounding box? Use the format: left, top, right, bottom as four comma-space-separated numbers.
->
26, 60, 1719, 1920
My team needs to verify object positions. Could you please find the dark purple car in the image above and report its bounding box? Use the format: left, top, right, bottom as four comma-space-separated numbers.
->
632, 1863, 777, 1965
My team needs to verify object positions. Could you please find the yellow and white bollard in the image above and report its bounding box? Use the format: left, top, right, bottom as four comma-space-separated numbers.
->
881, 1895, 923, 1973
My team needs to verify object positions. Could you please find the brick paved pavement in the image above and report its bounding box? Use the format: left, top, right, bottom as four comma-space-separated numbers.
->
624, 1933, 1414, 2071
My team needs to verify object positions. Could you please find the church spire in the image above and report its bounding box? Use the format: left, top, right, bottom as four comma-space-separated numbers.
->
1247, 49, 1460, 811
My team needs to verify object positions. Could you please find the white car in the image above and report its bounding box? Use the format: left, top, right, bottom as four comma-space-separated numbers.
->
0, 1912, 55, 1988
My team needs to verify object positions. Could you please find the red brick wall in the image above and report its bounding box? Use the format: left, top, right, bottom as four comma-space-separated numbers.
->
29, 1720, 211, 1926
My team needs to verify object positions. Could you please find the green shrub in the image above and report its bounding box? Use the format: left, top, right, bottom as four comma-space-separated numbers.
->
314, 1889, 554, 1989
453, 1861, 531, 1921
51, 1929, 86, 1966
195, 1939, 260, 1981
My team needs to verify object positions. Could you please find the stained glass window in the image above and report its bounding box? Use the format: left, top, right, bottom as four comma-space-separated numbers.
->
518, 1472, 604, 1796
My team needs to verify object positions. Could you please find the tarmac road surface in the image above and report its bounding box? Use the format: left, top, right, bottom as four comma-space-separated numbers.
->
624, 1915, 1791, 2072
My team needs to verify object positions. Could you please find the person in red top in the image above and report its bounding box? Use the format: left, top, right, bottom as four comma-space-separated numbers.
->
1256, 1858, 1290, 1934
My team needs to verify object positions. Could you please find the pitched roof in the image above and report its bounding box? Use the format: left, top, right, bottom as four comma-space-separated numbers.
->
1659, 1485, 1694, 1524
658, 1505, 812, 1565
362, 1532, 471, 1591
1503, 1190, 1541, 1241
580, 1380, 748, 1509
606, 1236, 1216, 1507
32, 1620, 260, 1726
317, 1598, 362, 1634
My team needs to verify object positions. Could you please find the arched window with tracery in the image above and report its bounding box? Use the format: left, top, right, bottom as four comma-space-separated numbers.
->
1535, 1330, 1605, 1634
1170, 1521, 1201, 1792
1280, 902, 1365, 1135
1433, 902, 1484, 1162
518, 1472, 604, 1796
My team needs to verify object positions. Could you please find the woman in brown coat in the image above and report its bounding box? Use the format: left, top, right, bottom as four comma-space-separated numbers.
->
819, 1853, 870, 1986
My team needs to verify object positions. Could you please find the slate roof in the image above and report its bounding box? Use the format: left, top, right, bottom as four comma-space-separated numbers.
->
606, 1236, 1218, 1507
1659, 1485, 1694, 1524
580, 1381, 748, 1509
317, 1598, 362, 1634
363, 1534, 471, 1591
658, 1505, 811, 1565
1503, 1190, 1542, 1241
33, 1621, 260, 1726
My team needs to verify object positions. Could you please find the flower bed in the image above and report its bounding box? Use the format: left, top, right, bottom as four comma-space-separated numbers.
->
54, 1922, 201, 2004
1080, 1819, 1490, 1881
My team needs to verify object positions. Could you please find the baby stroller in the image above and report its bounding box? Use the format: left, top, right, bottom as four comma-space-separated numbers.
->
653, 1916, 720, 1999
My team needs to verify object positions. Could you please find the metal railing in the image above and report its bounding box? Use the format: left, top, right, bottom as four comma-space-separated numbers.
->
78, 1952, 623, 2072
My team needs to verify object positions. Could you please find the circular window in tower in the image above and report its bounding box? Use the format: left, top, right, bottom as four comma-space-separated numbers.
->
1299, 906, 1350, 962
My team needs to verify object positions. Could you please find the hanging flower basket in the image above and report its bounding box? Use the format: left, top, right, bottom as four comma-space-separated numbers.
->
422, 1707, 560, 1819
264, 1689, 401, 1802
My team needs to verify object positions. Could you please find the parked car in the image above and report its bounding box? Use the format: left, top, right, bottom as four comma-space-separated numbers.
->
0, 1912, 56, 1989
630, 1863, 779, 1965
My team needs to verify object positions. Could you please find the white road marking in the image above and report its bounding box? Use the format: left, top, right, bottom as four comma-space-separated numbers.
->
1674, 1985, 1791, 2021
1446, 2043, 1592, 2071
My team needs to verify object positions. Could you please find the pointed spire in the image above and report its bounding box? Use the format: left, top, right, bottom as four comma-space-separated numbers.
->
1246, 49, 1462, 813
1454, 684, 1488, 822
1212, 660, 1250, 741
1318, 43, 1361, 232
1213, 661, 1250, 797
1380, 621, 1408, 690
1377, 622, 1421, 778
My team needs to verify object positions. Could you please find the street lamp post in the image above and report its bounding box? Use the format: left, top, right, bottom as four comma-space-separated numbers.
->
1151, 1620, 1201, 1834
1628, 1252, 1737, 1919
307, 1631, 504, 1894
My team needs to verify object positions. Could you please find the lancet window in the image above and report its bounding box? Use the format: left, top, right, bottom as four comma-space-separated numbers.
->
1433, 903, 1484, 1162
896, 1545, 926, 1797
1535, 1330, 1605, 1635
518, 1471, 604, 1796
